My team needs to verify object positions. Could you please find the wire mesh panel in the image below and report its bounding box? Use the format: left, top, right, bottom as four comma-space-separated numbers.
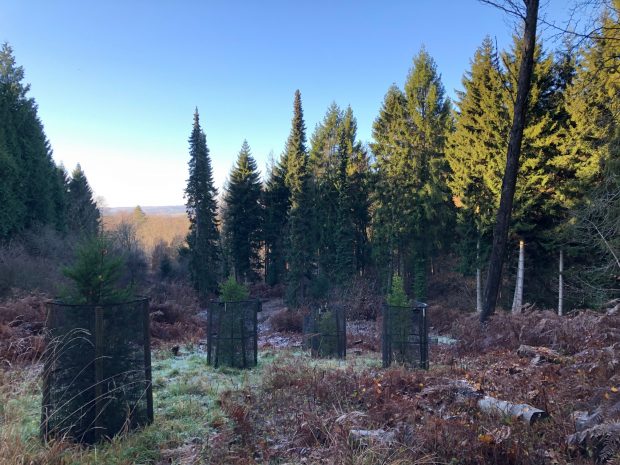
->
303, 305, 346, 359
382, 302, 428, 369
206, 300, 260, 369
41, 298, 153, 444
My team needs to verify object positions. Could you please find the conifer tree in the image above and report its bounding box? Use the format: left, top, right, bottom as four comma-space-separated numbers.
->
560, 2, 619, 204
561, 2, 620, 305
448, 34, 579, 308
371, 85, 413, 283
51, 163, 69, 233
0, 43, 65, 238
403, 49, 453, 300
222, 140, 263, 282
66, 164, 100, 236
372, 50, 452, 300
309, 103, 370, 282
446, 37, 509, 308
284, 90, 313, 305
185, 109, 220, 297
333, 129, 355, 283
343, 107, 371, 274
309, 103, 344, 279
263, 153, 289, 286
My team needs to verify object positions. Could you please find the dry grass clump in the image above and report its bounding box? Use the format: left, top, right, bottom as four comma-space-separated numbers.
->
338, 274, 384, 321
451, 308, 620, 355
148, 281, 204, 343
269, 308, 304, 333
249, 282, 285, 299
0, 294, 47, 363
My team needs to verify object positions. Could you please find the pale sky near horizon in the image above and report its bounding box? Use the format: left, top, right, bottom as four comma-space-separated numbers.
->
2, 1, 573, 207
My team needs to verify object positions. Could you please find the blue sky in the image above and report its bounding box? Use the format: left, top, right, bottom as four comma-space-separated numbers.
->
2, 1, 571, 207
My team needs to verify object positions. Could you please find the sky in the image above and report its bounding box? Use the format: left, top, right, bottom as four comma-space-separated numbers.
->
2, 1, 572, 207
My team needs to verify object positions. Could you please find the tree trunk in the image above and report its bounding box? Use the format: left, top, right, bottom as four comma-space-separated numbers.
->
480, 0, 540, 322
558, 249, 564, 316
512, 240, 525, 313
476, 238, 482, 313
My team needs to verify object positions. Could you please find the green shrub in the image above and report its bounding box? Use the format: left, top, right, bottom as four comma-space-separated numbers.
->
218, 276, 249, 302
387, 274, 410, 307
61, 235, 134, 305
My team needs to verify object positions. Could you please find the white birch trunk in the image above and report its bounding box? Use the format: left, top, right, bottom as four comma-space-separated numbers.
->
558, 249, 564, 316
512, 240, 525, 313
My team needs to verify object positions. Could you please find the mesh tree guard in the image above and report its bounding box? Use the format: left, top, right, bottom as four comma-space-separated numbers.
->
382, 302, 428, 369
206, 300, 260, 369
41, 298, 153, 444
303, 305, 346, 359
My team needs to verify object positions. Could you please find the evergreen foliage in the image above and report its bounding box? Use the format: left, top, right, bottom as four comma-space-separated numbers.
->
219, 275, 250, 302
263, 152, 289, 286
222, 140, 263, 282
284, 90, 313, 305
185, 109, 220, 297
66, 164, 101, 237
387, 274, 410, 307
0, 43, 67, 240
447, 35, 584, 306
446, 37, 507, 275
308, 103, 368, 284
561, 3, 620, 305
62, 235, 133, 305
371, 49, 452, 300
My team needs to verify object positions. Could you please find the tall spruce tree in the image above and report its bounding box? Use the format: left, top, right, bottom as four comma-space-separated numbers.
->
51, 163, 69, 233
479, 0, 540, 320
342, 106, 371, 274
185, 109, 220, 297
372, 49, 452, 300
222, 140, 263, 282
263, 152, 289, 286
562, 2, 620, 306
284, 90, 313, 305
403, 48, 453, 300
0, 43, 65, 239
66, 164, 100, 237
309, 104, 370, 280
447, 37, 510, 308
448, 34, 579, 309
371, 85, 413, 285
333, 128, 355, 283
309, 103, 342, 279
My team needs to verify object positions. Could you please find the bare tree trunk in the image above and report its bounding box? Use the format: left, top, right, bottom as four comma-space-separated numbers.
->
476, 238, 482, 312
558, 249, 564, 316
480, 0, 540, 322
512, 240, 525, 313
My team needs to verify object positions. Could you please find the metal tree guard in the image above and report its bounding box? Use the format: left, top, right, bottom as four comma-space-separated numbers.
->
382, 302, 428, 369
41, 298, 153, 444
206, 299, 260, 369
303, 304, 346, 359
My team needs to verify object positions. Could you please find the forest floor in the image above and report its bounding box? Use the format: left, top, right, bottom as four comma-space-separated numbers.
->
1, 294, 619, 464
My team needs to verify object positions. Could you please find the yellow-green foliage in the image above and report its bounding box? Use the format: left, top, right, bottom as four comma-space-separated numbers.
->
387, 274, 410, 307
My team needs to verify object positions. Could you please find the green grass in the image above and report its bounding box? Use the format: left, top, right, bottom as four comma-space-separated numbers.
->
0, 347, 381, 464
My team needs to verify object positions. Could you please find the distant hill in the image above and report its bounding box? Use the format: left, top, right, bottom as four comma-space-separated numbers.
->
103, 205, 186, 216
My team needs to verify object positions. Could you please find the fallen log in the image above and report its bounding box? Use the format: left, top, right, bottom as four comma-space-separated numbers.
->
478, 395, 548, 425
450, 380, 548, 425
